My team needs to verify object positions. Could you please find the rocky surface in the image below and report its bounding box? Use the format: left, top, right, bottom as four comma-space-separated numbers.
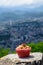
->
0, 52, 43, 65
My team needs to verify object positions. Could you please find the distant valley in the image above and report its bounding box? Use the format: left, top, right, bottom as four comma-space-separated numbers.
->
0, 5, 43, 22
0, 5, 43, 50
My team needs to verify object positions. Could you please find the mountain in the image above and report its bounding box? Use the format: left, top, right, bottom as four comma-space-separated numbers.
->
0, 5, 43, 22
0, 4, 43, 12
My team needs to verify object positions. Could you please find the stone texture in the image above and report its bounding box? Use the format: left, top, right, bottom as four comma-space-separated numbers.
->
0, 52, 42, 65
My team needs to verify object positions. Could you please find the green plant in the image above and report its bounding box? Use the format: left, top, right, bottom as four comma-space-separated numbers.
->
27, 42, 43, 52
0, 48, 10, 58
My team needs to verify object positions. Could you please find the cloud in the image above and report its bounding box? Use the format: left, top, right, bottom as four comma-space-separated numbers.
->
33, 0, 43, 5
0, 0, 33, 6
0, 0, 43, 7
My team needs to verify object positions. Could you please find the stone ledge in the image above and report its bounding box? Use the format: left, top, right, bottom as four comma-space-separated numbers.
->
0, 52, 43, 65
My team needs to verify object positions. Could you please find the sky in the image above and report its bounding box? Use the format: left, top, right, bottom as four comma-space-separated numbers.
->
0, 0, 43, 7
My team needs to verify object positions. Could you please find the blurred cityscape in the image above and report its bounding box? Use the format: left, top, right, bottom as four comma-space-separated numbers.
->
0, 17, 43, 50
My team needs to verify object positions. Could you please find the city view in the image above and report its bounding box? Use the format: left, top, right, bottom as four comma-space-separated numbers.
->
0, 0, 43, 59
0, 18, 43, 50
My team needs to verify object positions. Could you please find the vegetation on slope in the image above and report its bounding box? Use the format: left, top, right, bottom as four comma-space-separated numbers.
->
0, 48, 10, 58
27, 42, 43, 52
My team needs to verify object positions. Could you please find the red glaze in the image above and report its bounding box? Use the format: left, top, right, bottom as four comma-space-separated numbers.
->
16, 47, 31, 58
